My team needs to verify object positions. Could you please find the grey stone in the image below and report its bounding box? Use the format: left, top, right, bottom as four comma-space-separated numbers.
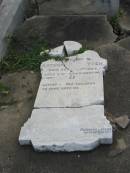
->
119, 0, 130, 33
96, 43, 130, 115
117, 37, 130, 51
114, 115, 130, 129
19, 106, 112, 152
119, 16, 130, 33
38, 0, 119, 16
0, 0, 28, 59
13, 15, 116, 51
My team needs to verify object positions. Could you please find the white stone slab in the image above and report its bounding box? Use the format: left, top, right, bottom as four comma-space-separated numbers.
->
48, 45, 65, 58
19, 50, 112, 152
35, 51, 107, 108
19, 105, 112, 152
64, 41, 82, 56
40, 50, 107, 79
34, 71, 104, 108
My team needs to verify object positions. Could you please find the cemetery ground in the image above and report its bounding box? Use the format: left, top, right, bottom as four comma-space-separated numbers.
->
0, 0, 130, 172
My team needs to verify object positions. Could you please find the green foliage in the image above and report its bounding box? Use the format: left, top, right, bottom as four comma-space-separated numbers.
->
0, 41, 68, 73
78, 47, 88, 54
0, 82, 10, 94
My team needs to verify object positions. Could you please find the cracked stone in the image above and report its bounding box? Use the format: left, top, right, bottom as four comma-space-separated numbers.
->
35, 51, 107, 108
19, 49, 112, 151
48, 45, 65, 58
19, 105, 112, 152
64, 41, 82, 56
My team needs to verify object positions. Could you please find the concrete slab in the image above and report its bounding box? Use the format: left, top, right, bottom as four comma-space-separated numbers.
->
117, 37, 130, 51
119, 0, 130, 33
96, 43, 130, 115
38, 0, 119, 16
0, 0, 28, 59
13, 15, 116, 51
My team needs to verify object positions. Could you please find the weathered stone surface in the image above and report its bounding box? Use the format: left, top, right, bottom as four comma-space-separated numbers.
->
64, 41, 82, 56
34, 71, 104, 108
19, 105, 112, 152
96, 43, 130, 115
35, 51, 107, 108
117, 37, 130, 51
119, 0, 130, 33
19, 49, 112, 151
0, 0, 28, 59
40, 50, 107, 78
38, 0, 119, 16
14, 15, 116, 51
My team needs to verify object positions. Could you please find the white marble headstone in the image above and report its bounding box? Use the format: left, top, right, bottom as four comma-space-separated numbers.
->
19, 50, 112, 151
19, 106, 112, 152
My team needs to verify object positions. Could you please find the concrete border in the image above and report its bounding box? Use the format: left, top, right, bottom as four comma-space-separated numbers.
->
0, 0, 28, 60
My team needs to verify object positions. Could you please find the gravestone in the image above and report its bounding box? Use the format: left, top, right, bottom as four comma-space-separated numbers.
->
19, 50, 112, 152
35, 51, 107, 108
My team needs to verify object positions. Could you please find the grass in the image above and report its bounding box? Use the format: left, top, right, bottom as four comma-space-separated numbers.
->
0, 38, 88, 74
78, 47, 88, 54
0, 41, 68, 73
0, 82, 10, 94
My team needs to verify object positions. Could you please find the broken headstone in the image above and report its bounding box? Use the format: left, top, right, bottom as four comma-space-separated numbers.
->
19, 48, 112, 152
64, 41, 82, 56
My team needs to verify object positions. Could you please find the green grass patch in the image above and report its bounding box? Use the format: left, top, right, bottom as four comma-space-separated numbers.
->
0, 41, 68, 73
78, 47, 88, 54
0, 82, 10, 94
0, 38, 89, 74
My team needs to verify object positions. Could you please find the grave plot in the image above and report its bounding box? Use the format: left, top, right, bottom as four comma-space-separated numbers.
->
19, 48, 112, 152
